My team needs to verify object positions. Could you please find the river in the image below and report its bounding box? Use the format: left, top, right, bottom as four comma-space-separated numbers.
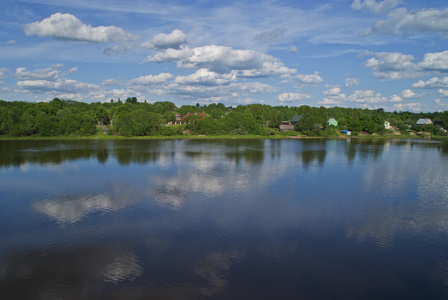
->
1, 138, 448, 299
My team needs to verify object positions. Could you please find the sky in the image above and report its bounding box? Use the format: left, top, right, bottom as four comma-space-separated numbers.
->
0, 0, 447, 112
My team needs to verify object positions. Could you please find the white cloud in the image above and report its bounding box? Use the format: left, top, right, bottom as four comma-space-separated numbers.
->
102, 79, 120, 86
130, 73, 173, 86
141, 29, 187, 50
278, 92, 312, 104
439, 89, 448, 98
175, 68, 236, 86
434, 98, 448, 106
412, 77, 448, 88
352, 0, 402, 15
390, 95, 403, 102
146, 45, 296, 77
24, 13, 138, 43
323, 87, 341, 96
15, 65, 64, 81
348, 90, 388, 103
392, 102, 422, 112
154, 82, 277, 102
295, 71, 323, 85
363, 51, 418, 79
401, 89, 420, 98
17, 79, 99, 94
319, 93, 347, 106
418, 51, 448, 72
345, 78, 360, 87
13, 64, 99, 96
363, 7, 448, 37
146, 47, 193, 63
288, 46, 298, 53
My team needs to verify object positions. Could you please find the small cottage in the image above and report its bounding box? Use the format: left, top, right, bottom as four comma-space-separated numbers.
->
384, 121, 391, 129
290, 115, 303, 126
279, 121, 294, 131
341, 130, 351, 136
327, 118, 338, 126
416, 118, 432, 125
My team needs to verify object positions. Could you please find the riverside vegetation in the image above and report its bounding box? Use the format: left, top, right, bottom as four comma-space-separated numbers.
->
0, 97, 447, 138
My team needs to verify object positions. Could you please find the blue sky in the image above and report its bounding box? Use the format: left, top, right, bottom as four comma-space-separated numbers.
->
0, 0, 447, 112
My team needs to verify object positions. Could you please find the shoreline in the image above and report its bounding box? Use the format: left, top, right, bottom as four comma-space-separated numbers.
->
0, 134, 445, 141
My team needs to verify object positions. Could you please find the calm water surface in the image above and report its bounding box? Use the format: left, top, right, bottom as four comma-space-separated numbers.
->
1, 139, 448, 299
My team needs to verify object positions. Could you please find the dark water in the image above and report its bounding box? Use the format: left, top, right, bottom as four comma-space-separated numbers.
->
1, 138, 448, 299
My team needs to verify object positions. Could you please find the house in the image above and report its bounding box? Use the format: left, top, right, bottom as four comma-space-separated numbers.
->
416, 118, 432, 125
341, 130, 351, 136
181, 113, 207, 121
279, 121, 294, 131
384, 121, 391, 129
290, 115, 303, 126
327, 118, 338, 126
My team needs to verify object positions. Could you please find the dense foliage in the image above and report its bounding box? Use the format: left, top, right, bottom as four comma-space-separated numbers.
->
0, 98, 447, 137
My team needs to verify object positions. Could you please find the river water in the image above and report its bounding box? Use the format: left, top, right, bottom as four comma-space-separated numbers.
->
1, 138, 448, 299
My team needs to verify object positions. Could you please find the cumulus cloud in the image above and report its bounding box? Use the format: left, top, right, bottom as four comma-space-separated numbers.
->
363, 7, 448, 37
364, 50, 448, 80
439, 89, 448, 98
295, 71, 323, 85
175, 68, 236, 86
390, 94, 403, 102
413, 77, 448, 88
14, 64, 98, 96
363, 51, 418, 79
323, 87, 341, 96
278, 92, 312, 104
352, 0, 402, 15
24, 13, 138, 43
418, 51, 448, 72
146, 47, 193, 63
348, 90, 388, 103
320, 87, 347, 106
345, 78, 360, 87
15, 65, 64, 81
400, 89, 421, 98
130, 73, 173, 86
146, 45, 296, 77
141, 29, 187, 50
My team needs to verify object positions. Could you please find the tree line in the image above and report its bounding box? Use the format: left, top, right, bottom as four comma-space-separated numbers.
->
0, 97, 447, 137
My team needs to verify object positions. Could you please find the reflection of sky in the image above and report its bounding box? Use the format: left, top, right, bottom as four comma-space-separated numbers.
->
1, 139, 448, 298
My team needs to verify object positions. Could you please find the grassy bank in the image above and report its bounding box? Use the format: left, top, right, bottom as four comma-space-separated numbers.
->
1, 132, 444, 141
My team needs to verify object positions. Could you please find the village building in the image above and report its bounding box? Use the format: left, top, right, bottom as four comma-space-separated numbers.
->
416, 118, 433, 125
279, 121, 294, 132
327, 118, 338, 126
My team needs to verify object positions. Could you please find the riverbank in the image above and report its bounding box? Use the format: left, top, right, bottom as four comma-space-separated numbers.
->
1, 133, 446, 141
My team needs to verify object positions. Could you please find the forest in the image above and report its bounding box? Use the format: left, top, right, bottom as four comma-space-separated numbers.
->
0, 97, 447, 138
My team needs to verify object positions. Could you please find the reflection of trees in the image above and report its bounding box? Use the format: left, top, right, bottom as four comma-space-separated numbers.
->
343, 139, 385, 164
296, 139, 327, 168
112, 140, 162, 165
298, 150, 326, 168
96, 140, 109, 164
0, 140, 97, 167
